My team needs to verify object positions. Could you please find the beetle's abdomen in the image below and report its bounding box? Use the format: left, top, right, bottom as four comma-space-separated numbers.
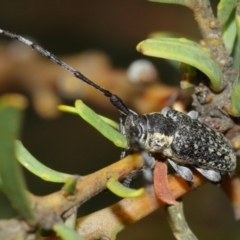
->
167, 110, 236, 173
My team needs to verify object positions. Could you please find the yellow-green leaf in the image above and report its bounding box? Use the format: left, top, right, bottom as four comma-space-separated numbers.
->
137, 38, 223, 91
16, 140, 72, 182
217, 0, 238, 25
230, 80, 240, 116
75, 100, 127, 148
54, 223, 84, 240
148, 0, 190, 7
223, 10, 237, 55
0, 95, 36, 225
59, 104, 119, 130
62, 176, 78, 196
106, 177, 144, 198
235, 4, 240, 69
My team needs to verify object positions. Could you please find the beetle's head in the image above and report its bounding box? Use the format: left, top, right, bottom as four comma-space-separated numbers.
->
121, 110, 148, 151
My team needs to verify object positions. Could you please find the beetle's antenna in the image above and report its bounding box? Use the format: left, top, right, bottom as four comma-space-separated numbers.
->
0, 29, 130, 116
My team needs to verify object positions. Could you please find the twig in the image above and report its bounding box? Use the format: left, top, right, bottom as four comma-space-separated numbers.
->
30, 154, 144, 229
74, 171, 206, 240
165, 200, 198, 240
189, 0, 232, 71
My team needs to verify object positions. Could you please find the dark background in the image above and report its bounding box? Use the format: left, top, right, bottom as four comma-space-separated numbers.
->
0, 1, 239, 239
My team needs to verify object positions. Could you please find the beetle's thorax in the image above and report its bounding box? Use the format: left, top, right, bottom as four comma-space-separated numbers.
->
124, 111, 177, 152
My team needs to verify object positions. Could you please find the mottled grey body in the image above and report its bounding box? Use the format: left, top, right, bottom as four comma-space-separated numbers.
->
124, 107, 236, 182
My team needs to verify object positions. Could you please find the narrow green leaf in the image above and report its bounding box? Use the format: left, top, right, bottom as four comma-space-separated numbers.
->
230, 79, 240, 116
64, 207, 77, 229
179, 62, 197, 89
59, 105, 119, 130
16, 140, 72, 182
149, 32, 197, 70
75, 100, 127, 148
106, 177, 144, 198
165, 200, 198, 240
232, 38, 239, 71
0, 96, 36, 225
149, 31, 180, 39
148, 0, 190, 7
235, 4, 240, 69
54, 223, 84, 240
0, 192, 18, 218
99, 115, 119, 130
137, 38, 224, 91
62, 176, 78, 196
223, 10, 237, 55
217, 0, 237, 25
58, 105, 78, 115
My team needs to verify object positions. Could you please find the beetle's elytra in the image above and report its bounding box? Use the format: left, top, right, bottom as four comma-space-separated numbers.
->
0, 29, 236, 183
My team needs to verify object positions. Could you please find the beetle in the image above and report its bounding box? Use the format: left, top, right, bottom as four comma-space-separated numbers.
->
0, 29, 236, 183
122, 107, 236, 182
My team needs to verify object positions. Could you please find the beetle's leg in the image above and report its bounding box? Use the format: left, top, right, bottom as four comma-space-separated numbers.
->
142, 151, 155, 185
119, 114, 125, 135
194, 167, 221, 182
187, 110, 199, 120
120, 150, 127, 159
161, 107, 171, 117
119, 114, 127, 159
123, 133, 155, 186
122, 152, 155, 186
122, 168, 142, 186
168, 159, 194, 183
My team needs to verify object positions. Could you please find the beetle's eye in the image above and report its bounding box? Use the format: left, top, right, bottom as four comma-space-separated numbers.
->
136, 125, 143, 138
130, 125, 142, 139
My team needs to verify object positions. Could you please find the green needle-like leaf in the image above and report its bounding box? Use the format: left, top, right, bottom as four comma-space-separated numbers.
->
59, 105, 119, 130
16, 140, 73, 182
98, 115, 120, 130
165, 200, 197, 240
58, 105, 79, 115
235, 4, 240, 69
217, 0, 238, 25
106, 177, 144, 198
230, 79, 240, 116
137, 38, 224, 91
54, 223, 85, 240
149, 31, 181, 39
64, 207, 77, 229
62, 176, 78, 196
75, 100, 127, 148
148, 0, 190, 7
223, 10, 237, 55
0, 95, 36, 225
